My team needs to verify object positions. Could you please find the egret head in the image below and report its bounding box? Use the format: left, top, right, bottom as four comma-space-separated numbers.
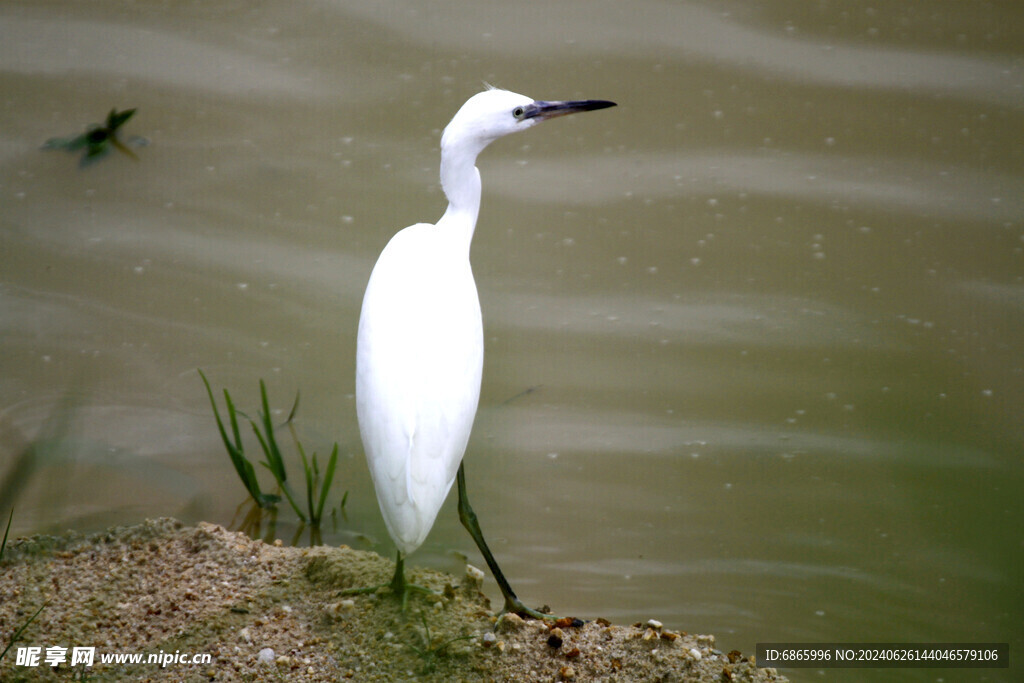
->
441, 87, 616, 157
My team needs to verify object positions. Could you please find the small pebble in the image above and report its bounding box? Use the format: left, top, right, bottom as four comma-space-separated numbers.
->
646, 618, 663, 631
481, 632, 497, 648
495, 612, 525, 633
327, 599, 356, 617
257, 648, 275, 664
689, 647, 702, 661
560, 664, 576, 680
547, 627, 564, 648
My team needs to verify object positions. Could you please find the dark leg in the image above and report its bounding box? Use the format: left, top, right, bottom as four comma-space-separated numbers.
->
390, 551, 410, 612
457, 461, 553, 619
390, 551, 406, 594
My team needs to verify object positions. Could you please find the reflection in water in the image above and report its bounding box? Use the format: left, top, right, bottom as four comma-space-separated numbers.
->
1, 0, 1021, 676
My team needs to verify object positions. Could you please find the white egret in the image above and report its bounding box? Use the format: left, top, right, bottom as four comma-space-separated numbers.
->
353, 87, 615, 616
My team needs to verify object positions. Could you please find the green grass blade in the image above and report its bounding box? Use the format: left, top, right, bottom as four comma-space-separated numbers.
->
286, 390, 300, 424
298, 444, 315, 524
222, 388, 268, 504
257, 380, 288, 483
252, 421, 305, 522
315, 445, 339, 524
106, 107, 136, 131
287, 420, 315, 523
198, 370, 235, 456
0, 602, 46, 662
198, 370, 275, 507
0, 508, 12, 561
199, 370, 251, 486
223, 388, 244, 456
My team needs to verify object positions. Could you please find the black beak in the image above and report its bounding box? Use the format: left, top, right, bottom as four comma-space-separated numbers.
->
521, 99, 617, 121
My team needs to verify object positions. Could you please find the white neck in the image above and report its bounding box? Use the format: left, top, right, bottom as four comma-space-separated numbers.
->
437, 138, 486, 253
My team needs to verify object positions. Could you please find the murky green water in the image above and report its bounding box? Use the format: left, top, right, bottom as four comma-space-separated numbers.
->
1, 1, 1021, 679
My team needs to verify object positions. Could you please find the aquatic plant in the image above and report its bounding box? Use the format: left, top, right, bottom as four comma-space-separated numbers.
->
198, 370, 343, 528
43, 107, 146, 166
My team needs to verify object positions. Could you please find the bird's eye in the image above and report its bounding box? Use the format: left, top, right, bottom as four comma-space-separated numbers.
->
512, 106, 525, 119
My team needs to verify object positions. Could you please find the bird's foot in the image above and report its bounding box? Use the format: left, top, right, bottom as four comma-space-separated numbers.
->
340, 581, 438, 612
395, 581, 438, 612
499, 595, 558, 621
341, 551, 438, 613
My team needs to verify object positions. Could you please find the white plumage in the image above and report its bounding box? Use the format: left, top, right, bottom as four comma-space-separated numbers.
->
354, 87, 615, 610
356, 222, 483, 553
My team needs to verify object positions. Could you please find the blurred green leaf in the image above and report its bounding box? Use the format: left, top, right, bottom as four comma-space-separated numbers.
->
42, 107, 143, 166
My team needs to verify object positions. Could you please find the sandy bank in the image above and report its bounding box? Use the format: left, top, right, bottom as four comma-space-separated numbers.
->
0, 518, 786, 681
